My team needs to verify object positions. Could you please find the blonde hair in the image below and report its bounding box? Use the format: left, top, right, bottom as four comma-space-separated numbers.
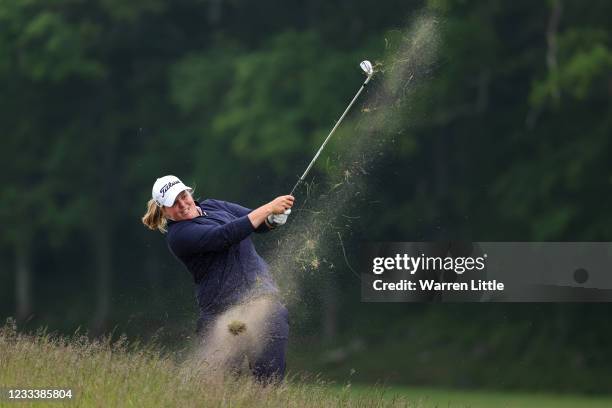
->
142, 199, 168, 233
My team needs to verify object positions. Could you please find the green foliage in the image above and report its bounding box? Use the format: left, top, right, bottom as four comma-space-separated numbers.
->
210, 32, 361, 171
98, 0, 166, 21
531, 29, 612, 106
1, 3, 104, 81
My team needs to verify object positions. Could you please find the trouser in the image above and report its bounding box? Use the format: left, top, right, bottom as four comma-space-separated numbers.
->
196, 298, 289, 384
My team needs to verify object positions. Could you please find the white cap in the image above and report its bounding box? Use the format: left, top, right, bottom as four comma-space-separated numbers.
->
152, 175, 193, 207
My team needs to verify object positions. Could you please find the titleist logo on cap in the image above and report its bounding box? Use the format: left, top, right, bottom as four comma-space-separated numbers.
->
160, 180, 180, 197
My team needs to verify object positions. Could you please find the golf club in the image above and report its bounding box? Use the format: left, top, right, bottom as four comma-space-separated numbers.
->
289, 60, 375, 196
269, 60, 374, 224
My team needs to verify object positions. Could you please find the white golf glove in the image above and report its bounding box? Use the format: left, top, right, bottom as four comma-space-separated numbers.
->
267, 209, 291, 227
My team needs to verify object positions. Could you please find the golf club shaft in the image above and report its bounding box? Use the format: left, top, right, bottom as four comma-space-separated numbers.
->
290, 75, 373, 196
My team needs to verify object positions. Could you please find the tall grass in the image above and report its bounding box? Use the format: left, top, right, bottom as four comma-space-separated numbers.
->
0, 319, 412, 407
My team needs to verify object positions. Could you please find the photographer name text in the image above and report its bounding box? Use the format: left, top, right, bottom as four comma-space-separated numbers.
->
373, 279, 504, 291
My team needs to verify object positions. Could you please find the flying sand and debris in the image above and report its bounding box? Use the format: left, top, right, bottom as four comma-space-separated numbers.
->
196, 12, 441, 377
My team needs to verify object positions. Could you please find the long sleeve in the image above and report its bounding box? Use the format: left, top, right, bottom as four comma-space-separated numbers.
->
210, 199, 270, 233
168, 215, 255, 257
212, 199, 251, 217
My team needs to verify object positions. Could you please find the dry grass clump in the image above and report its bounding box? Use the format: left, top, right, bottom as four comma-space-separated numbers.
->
0, 319, 413, 407
228, 320, 247, 336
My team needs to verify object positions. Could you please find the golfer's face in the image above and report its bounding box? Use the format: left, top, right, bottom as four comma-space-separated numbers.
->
164, 190, 198, 221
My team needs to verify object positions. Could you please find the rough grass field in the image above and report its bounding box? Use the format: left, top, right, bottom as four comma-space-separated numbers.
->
2, 323, 611, 407
0, 323, 408, 407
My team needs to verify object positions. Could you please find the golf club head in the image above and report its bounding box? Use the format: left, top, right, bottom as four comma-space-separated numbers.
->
360, 60, 374, 76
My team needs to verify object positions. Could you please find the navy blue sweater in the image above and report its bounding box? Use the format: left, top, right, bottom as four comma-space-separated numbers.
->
166, 199, 278, 316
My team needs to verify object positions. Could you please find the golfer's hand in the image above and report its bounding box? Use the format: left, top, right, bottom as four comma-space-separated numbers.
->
269, 195, 294, 214
247, 195, 294, 229
267, 212, 289, 227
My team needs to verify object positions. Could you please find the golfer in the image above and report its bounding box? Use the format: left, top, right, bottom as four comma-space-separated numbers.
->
142, 175, 293, 382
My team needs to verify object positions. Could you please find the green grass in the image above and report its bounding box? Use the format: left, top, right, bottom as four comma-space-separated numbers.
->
342, 385, 612, 408
1, 321, 611, 407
